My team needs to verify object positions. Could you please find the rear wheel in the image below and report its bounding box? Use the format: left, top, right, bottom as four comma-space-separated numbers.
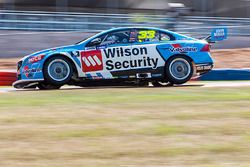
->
41, 56, 73, 90
165, 56, 193, 84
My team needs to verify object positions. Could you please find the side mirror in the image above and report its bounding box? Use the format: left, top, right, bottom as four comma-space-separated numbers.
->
90, 38, 102, 45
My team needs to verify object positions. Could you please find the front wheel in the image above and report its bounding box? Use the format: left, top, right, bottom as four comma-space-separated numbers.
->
43, 56, 73, 87
38, 82, 61, 90
165, 56, 193, 84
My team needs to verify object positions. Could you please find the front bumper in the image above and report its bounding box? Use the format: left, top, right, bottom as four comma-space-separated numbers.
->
13, 79, 44, 89
14, 58, 44, 89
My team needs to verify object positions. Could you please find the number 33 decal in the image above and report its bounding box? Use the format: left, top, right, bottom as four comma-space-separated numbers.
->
138, 30, 156, 40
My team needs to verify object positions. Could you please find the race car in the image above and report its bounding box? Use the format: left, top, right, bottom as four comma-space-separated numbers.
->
13, 27, 227, 89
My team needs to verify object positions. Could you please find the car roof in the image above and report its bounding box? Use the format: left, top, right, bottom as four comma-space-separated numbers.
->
102, 27, 191, 39
107, 27, 170, 32
80, 27, 194, 45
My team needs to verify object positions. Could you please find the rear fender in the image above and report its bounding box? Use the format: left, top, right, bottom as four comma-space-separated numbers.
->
156, 42, 213, 65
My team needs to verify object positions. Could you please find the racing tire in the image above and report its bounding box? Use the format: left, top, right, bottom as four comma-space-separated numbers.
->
43, 56, 73, 87
38, 82, 61, 90
152, 81, 174, 87
165, 56, 193, 84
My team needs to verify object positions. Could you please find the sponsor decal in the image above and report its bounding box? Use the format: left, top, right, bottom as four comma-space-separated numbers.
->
169, 45, 198, 53
97, 46, 107, 50
70, 52, 81, 67
172, 44, 181, 48
23, 66, 42, 78
81, 47, 159, 72
71, 51, 80, 57
92, 76, 103, 80
28, 55, 45, 64
23, 66, 29, 77
85, 47, 96, 51
81, 50, 103, 72
104, 47, 158, 71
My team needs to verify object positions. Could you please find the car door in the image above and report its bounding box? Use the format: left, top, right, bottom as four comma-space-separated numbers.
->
81, 29, 132, 79
129, 28, 166, 78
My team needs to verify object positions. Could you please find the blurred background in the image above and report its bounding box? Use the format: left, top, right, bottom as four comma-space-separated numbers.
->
0, 2, 250, 166
0, 0, 250, 58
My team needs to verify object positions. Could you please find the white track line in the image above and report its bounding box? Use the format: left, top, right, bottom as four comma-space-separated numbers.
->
203, 81, 250, 88
0, 88, 15, 93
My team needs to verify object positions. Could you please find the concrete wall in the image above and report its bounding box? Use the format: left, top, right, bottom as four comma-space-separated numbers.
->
0, 31, 93, 58
0, 30, 249, 58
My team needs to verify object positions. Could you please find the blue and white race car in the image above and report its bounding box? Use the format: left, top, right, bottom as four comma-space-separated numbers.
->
13, 27, 227, 89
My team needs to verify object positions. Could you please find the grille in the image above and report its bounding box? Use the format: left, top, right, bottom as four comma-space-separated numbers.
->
17, 61, 23, 80
17, 61, 22, 71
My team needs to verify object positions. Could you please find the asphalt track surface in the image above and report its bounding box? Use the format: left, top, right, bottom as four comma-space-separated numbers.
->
1, 81, 250, 93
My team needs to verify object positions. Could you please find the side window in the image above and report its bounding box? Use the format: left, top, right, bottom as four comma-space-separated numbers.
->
100, 30, 130, 46
135, 29, 159, 43
159, 31, 175, 41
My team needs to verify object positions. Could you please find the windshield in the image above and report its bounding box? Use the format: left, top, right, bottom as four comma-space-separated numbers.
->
75, 32, 99, 45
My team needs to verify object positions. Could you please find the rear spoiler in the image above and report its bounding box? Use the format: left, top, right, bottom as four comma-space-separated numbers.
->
203, 28, 228, 43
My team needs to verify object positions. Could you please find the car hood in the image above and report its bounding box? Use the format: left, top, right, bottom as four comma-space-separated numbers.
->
21, 45, 78, 61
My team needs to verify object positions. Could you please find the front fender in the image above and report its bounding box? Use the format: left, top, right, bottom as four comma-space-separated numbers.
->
44, 51, 84, 78
18, 50, 82, 81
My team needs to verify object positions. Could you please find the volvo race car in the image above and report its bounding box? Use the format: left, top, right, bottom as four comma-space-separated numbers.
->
13, 27, 227, 89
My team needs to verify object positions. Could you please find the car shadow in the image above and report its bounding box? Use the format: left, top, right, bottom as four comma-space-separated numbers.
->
12, 83, 205, 92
